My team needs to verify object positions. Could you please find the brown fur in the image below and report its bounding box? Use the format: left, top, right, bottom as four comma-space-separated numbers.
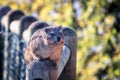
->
24, 26, 64, 67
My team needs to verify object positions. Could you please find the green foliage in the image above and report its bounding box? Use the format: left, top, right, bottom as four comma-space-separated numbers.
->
77, 0, 120, 80
0, 0, 120, 80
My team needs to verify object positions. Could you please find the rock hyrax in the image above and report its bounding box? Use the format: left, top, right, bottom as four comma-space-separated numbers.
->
24, 26, 64, 67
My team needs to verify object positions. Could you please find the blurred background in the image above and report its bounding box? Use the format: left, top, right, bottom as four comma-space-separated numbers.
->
0, 0, 120, 80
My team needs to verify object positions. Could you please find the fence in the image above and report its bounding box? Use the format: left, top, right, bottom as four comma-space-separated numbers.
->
0, 5, 77, 80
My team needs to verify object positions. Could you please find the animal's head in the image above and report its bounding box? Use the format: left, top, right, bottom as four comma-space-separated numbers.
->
44, 26, 64, 45
29, 25, 64, 49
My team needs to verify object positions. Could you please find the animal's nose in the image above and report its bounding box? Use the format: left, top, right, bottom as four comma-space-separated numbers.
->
55, 36, 61, 42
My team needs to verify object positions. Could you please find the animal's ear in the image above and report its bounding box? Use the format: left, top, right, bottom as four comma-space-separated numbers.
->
57, 25, 62, 30
45, 28, 50, 33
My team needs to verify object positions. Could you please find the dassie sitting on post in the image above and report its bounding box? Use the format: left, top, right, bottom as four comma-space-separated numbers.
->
24, 26, 64, 67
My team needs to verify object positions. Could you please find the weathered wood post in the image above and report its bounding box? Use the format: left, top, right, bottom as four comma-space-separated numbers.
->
9, 16, 37, 80
17, 16, 37, 80
0, 6, 11, 80
0, 32, 4, 80
1, 10, 25, 80
58, 27, 77, 80
25, 26, 77, 80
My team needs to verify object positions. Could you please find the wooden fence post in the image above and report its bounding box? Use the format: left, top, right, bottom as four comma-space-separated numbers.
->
0, 6, 10, 80
26, 60, 58, 80
25, 45, 72, 80
58, 27, 77, 80
9, 15, 37, 80
1, 10, 25, 80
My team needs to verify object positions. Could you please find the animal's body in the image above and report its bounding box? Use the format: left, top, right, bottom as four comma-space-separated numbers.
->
24, 26, 64, 67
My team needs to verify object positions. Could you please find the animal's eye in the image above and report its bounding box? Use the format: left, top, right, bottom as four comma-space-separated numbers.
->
50, 33, 54, 36
50, 31, 55, 36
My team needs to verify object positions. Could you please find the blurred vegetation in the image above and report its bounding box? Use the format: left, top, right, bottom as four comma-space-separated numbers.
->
0, 0, 120, 80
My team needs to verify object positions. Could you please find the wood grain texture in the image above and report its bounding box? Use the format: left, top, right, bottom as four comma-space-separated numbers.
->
26, 60, 58, 80
58, 27, 77, 80
58, 45, 70, 78
0, 6, 11, 31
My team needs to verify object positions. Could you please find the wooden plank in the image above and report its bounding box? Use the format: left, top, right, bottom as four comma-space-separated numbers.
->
9, 16, 37, 80
58, 27, 77, 80
58, 45, 70, 78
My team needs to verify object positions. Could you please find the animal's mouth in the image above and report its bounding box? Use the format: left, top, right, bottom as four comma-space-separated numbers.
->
48, 40, 62, 46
